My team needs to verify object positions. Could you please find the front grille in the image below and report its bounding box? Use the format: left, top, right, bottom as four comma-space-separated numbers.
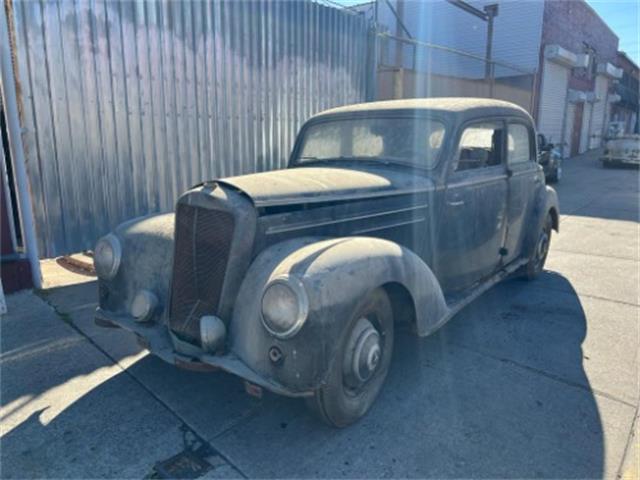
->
169, 203, 235, 344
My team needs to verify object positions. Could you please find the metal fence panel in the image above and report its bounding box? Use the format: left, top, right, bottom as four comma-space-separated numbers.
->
6, 0, 371, 257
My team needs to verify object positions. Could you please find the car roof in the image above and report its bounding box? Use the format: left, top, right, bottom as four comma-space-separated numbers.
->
311, 97, 532, 124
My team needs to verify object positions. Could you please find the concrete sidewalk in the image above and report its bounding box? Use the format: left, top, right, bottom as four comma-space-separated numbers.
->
1, 150, 638, 478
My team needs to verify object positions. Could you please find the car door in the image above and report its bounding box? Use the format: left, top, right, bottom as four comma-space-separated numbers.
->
436, 120, 508, 293
502, 121, 541, 266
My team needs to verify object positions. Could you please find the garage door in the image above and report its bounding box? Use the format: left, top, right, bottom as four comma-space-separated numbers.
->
589, 76, 609, 148
537, 60, 570, 145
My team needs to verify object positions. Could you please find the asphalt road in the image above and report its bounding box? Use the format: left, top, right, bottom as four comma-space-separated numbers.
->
1, 150, 638, 479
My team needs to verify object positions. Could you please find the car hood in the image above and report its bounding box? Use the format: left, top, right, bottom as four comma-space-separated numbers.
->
217, 165, 433, 207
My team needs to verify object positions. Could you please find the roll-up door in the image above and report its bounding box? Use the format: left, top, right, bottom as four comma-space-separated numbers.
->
537, 60, 570, 145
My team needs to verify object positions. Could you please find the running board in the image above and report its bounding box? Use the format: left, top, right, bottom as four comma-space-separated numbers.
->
422, 258, 528, 337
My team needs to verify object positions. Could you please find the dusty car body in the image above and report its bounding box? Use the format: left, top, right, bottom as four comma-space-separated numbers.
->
94, 98, 559, 427
601, 135, 640, 166
537, 134, 562, 182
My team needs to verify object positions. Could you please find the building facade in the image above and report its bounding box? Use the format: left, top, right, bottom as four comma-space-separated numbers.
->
611, 51, 639, 135
537, 0, 621, 157
376, 0, 623, 157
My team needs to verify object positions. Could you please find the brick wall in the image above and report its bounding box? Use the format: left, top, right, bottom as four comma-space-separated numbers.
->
541, 0, 619, 91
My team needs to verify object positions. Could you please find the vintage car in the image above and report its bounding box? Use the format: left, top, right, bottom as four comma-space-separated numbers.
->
536, 133, 562, 182
94, 98, 559, 427
601, 134, 640, 167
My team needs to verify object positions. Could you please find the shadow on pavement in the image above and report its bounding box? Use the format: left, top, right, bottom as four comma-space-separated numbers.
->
1, 273, 604, 478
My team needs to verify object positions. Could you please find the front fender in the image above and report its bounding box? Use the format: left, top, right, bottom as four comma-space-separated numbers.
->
229, 236, 449, 393
98, 213, 175, 320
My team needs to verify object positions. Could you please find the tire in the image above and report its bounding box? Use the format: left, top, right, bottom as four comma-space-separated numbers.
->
306, 288, 394, 428
524, 213, 553, 280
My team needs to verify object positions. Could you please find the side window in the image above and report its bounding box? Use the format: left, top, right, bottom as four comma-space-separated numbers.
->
508, 124, 532, 165
456, 122, 504, 171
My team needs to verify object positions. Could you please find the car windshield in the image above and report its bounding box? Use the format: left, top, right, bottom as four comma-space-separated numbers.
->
295, 116, 446, 169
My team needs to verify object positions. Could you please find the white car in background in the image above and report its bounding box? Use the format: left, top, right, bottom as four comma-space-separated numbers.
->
601, 134, 640, 167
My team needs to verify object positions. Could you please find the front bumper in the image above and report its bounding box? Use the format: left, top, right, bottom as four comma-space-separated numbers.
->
95, 308, 313, 398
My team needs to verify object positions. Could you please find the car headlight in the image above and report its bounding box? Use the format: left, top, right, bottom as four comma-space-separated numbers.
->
261, 275, 309, 339
94, 234, 122, 280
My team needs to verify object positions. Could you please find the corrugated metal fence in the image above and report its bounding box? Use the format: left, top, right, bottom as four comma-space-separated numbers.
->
5, 0, 372, 257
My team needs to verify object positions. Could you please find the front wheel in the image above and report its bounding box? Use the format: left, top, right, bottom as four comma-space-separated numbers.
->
306, 288, 394, 427
524, 213, 553, 280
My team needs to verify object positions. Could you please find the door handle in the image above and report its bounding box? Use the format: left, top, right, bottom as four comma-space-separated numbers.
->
447, 200, 465, 207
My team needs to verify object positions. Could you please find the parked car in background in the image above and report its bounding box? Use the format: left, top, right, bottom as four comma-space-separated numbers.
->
601, 134, 640, 167
537, 134, 562, 182
94, 98, 559, 427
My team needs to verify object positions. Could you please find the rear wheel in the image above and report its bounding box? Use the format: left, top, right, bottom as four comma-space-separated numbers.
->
524, 213, 552, 280
306, 288, 394, 427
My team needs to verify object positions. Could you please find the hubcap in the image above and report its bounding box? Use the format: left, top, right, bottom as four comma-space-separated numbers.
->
343, 317, 382, 389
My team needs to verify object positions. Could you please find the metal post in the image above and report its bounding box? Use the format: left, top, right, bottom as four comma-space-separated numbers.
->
394, 0, 405, 67
368, 2, 380, 101
446, 1, 498, 97
484, 4, 498, 97
0, 8, 42, 289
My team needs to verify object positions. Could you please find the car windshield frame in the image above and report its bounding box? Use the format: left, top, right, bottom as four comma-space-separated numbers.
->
289, 113, 450, 171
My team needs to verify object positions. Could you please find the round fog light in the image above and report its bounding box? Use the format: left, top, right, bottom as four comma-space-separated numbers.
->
200, 315, 226, 352
131, 290, 158, 322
